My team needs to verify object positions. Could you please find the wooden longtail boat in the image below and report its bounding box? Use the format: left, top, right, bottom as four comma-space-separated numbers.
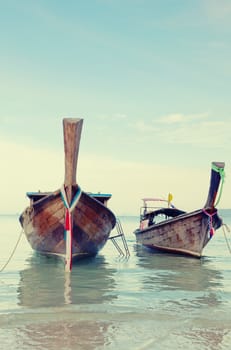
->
19, 118, 116, 270
134, 162, 225, 258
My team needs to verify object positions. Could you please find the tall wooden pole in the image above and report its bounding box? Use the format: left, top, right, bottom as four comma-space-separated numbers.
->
63, 118, 83, 272
63, 118, 83, 202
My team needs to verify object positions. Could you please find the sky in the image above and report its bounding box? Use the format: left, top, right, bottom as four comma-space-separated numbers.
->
0, 0, 230, 216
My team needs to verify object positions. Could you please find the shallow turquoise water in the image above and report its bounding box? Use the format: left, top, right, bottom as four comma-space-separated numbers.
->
0, 211, 231, 349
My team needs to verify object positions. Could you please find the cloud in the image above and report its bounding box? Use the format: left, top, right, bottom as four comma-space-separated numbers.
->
133, 113, 229, 148
96, 113, 128, 121
158, 120, 228, 147
133, 120, 155, 133
158, 113, 209, 124
203, 0, 231, 21
159, 113, 186, 124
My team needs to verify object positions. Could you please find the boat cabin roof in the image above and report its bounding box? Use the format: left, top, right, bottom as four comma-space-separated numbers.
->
143, 207, 186, 219
142, 197, 174, 210
142, 197, 170, 205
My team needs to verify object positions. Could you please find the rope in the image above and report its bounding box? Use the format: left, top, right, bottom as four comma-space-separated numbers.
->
0, 228, 24, 272
202, 209, 217, 238
212, 164, 225, 206
222, 223, 231, 254
60, 185, 82, 212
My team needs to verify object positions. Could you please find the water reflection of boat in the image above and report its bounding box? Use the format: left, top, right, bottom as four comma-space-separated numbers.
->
134, 246, 223, 297
17, 254, 117, 307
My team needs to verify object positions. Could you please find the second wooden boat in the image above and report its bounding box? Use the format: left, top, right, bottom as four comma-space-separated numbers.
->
19, 118, 116, 270
134, 162, 225, 258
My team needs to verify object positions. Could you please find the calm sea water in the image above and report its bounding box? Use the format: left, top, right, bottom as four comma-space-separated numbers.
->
0, 210, 231, 350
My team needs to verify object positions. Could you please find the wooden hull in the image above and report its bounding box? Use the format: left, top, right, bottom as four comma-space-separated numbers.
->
135, 161, 225, 258
19, 189, 116, 261
134, 209, 222, 258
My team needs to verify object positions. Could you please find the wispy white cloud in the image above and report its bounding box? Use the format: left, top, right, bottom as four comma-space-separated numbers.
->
132, 113, 229, 148
113, 113, 127, 120
96, 113, 128, 121
133, 120, 154, 133
159, 113, 185, 124
203, 0, 231, 21
158, 121, 229, 147
158, 112, 209, 124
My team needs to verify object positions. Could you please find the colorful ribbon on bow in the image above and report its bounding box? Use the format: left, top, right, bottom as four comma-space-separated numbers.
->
61, 185, 82, 271
203, 209, 217, 239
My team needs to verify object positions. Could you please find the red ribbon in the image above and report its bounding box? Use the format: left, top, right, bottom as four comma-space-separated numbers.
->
65, 209, 71, 230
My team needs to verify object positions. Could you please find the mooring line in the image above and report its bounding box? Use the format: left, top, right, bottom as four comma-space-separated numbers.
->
0, 229, 24, 272
222, 223, 231, 254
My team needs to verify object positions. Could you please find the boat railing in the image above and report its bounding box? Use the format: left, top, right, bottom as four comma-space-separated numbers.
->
140, 205, 168, 217
108, 218, 130, 258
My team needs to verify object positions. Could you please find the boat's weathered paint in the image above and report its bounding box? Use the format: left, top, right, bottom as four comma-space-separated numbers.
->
19, 118, 116, 266
134, 162, 225, 258
19, 189, 116, 260
135, 208, 222, 257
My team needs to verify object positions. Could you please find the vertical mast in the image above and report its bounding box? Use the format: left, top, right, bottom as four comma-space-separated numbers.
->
63, 118, 83, 272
